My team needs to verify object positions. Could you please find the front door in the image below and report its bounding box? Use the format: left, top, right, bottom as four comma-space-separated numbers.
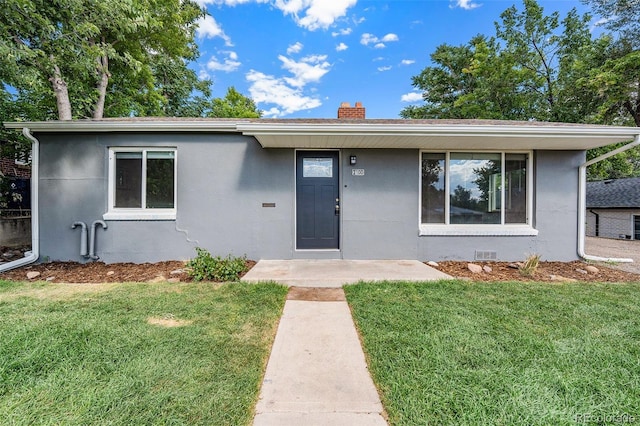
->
296, 151, 340, 249
634, 215, 640, 240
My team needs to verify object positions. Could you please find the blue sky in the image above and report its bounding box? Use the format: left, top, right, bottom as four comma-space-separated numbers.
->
193, 0, 598, 119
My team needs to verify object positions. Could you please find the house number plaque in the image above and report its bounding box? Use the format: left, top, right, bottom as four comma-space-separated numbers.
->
351, 169, 365, 176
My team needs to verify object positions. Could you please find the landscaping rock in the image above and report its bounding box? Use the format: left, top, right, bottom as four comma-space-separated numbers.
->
106, 271, 115, 276
576, 269, 588, 274
149, 275, 166, 283
483, 265, 493, 273
46, 277, 55, 282
507, 263, 520, 269
585, 265, 599, 274
26, 271, 40, 280
550, 274, 577, 283
426, 261, 439, 267
467, 263, 483, 274
168, 278, 180, 283
170, 269, 184, 275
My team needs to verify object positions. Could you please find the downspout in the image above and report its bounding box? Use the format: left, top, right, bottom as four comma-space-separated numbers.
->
0, 128, 39, 272
578, 134, 640, 262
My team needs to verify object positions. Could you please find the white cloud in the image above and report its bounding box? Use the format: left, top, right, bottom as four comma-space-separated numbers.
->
274, 0, 357, 30
244, 51, 332, 116
360, 33, 377, 46
373, 56, 385, 62
377, 66, 392, 72
401, 92, 423, 102
361, 32, 399, 49
246, 70, 322, 116
332, 28, 352, 37
353, 16, 365, 24
381, 33, 399, 42
287, 42, 304, 55
198, 69, 212, 81
336, 42, 348, 52
279, 54, 331, 87
206, 51, 241, 72
400, 59, 415, 65
196, 15, 233, 46
450, 0, 481, 10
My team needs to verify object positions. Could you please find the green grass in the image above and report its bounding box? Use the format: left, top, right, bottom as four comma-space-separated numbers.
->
0, 280, 288, 425
345, 280, 640, 426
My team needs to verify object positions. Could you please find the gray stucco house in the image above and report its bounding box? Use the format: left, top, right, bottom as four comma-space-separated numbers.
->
3, 103, 640, 265
587, 177, 640, 240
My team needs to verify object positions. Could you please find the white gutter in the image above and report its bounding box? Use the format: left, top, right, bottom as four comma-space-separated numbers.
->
578, 134, 640, 263
0, 128, 39, 272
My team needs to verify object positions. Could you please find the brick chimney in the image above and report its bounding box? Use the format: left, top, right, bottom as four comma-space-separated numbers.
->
337, 101, 366, 119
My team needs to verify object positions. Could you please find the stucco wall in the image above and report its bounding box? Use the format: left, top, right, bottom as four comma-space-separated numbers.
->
36, 133, 585, 263
586, 209, 640, 239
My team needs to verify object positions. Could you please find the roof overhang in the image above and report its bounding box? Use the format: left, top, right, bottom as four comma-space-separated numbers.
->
4, 120, 639, 151
237, 123, 640, 150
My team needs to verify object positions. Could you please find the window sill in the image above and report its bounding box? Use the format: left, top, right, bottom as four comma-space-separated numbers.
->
103, 210, 176, 221
419, 225, 538, 236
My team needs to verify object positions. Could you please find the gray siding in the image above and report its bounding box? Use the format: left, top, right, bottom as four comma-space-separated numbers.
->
586, 209, 640, 239
36, 133, 585, 263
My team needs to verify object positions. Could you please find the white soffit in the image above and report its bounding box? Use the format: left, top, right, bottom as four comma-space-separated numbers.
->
237, 123, 640, 150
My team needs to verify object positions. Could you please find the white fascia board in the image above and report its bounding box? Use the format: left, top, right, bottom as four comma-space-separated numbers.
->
3, 120, 241, 133
237, 122, 640, 138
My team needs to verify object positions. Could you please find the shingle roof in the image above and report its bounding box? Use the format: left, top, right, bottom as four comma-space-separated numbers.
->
586, 177, 640, 208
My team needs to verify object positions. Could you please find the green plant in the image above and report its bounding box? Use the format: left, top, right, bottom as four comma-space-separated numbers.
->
186, 247, 248, 282
519, 253, 541, 277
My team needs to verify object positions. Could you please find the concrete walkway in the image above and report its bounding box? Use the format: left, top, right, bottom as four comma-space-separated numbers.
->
253, 289, 387, 426
251, 261, 451, 425
242, 259, 451, 287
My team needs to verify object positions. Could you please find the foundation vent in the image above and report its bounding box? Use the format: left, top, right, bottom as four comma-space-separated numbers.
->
475, 250, 497, 261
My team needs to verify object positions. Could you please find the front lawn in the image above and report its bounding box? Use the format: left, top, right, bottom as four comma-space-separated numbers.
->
345, 280, 640, 425
0, 280, 287, 425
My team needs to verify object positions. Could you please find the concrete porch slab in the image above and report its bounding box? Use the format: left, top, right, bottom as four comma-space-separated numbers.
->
241, 259, 451, 287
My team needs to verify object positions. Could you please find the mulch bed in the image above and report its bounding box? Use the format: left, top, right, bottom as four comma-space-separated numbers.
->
0, 259, 638, 283
433, 260, 640, 283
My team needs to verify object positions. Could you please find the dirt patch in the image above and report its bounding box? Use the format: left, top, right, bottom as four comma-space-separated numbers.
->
0, 260, 256, 283
287, 287, 346, 301
146, 316, 193, 328
432, 260, 640, 282
585, 237, 640, 275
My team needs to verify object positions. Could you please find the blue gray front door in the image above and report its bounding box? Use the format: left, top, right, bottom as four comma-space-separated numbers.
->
296, 151, 340, 249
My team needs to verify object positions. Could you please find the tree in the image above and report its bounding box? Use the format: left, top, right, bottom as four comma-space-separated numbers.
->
402, 0, 596, 122
582, 0, 640, 46
0, 0, 204, 120
207, 87, 262, 118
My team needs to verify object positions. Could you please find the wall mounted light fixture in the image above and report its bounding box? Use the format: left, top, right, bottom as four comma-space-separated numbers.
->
350, 155, 357, 165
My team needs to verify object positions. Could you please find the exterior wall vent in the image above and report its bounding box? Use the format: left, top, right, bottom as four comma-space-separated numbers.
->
475, 250, 497, 261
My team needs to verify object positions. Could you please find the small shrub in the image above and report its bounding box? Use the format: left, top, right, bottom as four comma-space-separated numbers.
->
186, 247, 248, 282
519, 253, 541, 277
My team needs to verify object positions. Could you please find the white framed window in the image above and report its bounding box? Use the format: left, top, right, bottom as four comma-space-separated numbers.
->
420, 151, 537, 236
104, 147, 177, 220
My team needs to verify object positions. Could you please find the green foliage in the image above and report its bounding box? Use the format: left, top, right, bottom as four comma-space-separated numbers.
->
0, 0, 205, 119
186, 247, 249, 282
208, 86, 262, 118
402, 0, 595, 123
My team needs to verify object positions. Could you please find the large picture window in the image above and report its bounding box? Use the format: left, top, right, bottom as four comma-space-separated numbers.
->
421, 151, 533, 234
106, 148, 176, 220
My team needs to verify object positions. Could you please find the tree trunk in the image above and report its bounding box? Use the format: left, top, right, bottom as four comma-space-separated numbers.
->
49, 62, 72, 120
93, 53, 110, 119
